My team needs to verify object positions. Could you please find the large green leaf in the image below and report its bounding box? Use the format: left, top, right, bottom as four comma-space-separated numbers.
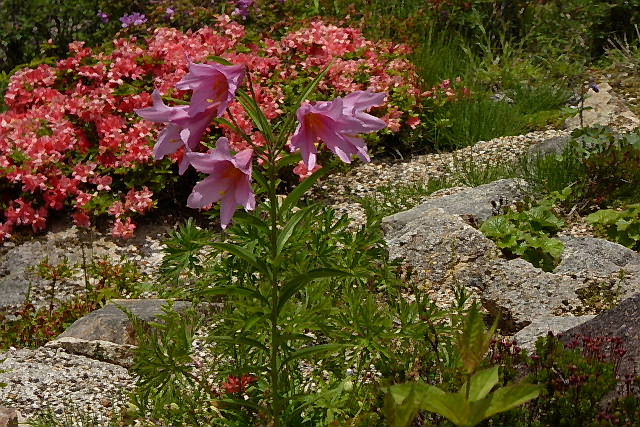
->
466, 366, 499, 401
483, 383, 542, 419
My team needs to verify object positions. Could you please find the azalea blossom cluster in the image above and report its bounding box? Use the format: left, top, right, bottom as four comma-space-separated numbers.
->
0, 16, 422, 240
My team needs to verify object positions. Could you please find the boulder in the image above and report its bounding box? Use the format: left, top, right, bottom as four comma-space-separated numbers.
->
559, 293, 640, 386
382, 179, 529, 238
479, 258, 587, 333
45, 337, 137, 368
513, 315, 595, 350
46, 299, 192, 366
386, 208, 500, 288
56, 299, 192, 345
555, 235, 640, 302
527, 135, 571, 156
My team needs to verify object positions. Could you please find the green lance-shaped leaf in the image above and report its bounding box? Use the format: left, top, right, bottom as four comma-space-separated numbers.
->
482, 382, 542, 420
466, 366, 499, 401
280, 166, 332, 214
277, 268, 352, 315
384, 383, 432, 427
237, 89, 274, 142
276, 207, 311, 256
457, 303, 497, 375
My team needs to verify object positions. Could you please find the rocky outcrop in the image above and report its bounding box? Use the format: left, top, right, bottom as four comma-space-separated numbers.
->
513, 315, 595, 350
386, 208, 500, 289
565, 82, 640, 131
382, 179, 529, 238
383, 180, 640, 343
0, 223, 168, 312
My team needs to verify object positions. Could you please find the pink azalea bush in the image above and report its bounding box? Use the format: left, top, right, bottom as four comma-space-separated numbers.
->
0, 16, 425, 240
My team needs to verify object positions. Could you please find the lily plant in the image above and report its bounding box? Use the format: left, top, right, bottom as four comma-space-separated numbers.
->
136, 59, 386, 425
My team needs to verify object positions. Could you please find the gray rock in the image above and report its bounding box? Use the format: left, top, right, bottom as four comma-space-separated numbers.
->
559, 293, 640, 390
382, 179, 528, 238
0, 408, 19, 427
564, 82, 640, 131
386, 208, 500, 288
513, 315, 595, 350
479, 258, 587, 333
527, 135, 571, 156
57, 299, 192, 346
555, 235, 640, 302
45, 337, 136, 368
0, 222, 169, 311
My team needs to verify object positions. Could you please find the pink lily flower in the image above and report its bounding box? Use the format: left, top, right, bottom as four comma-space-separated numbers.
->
291, 90, 387, 169
177, 62, 246, 117
186, 137, 255, 228
135, 90, 217, 174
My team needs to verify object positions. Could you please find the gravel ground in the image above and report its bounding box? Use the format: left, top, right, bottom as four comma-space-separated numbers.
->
314, 128, 572, 225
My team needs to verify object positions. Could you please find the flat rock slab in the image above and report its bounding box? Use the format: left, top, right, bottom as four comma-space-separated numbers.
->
555, 235, 640, 302
513, 315, 595, 350
56, 299, 192, 346
480, 258, 587, 333
382, 179, 528, 238
386, 208, 500, 288
559, 293, 640, 386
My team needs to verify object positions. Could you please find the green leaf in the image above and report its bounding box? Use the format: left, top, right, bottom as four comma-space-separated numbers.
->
278, 268, 351, 314
384, 383, 428, 427
237, 89, 274, 142
233, 210, 269, 231
466, 366, 499, 401
457, 303, 497, 375
282, 343, 347, 366
276, 208, 310, 256
280, 166, 332, 214
483, 383, 542, 419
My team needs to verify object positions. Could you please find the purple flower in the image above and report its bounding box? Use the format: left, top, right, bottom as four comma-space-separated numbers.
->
589, 82, 600, 93
186, 137, 255, 228
176, 61, 246, 117
233, 0, 254, 18
166, 7, 176, 18
291, 91, 387, 169
120, 12, 148, 28
97, 11, 110, 23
